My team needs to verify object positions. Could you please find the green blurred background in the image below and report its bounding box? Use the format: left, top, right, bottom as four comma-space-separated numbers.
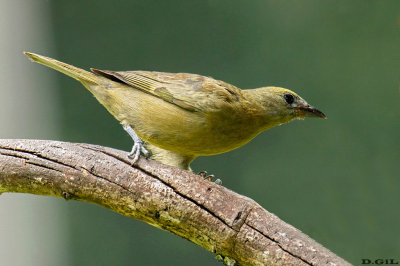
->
1, 1, 399, 265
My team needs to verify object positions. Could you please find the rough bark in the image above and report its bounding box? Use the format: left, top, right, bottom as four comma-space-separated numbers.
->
0, 139, 352, 266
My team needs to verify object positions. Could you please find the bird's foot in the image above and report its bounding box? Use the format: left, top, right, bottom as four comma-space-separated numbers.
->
123, 125, 149, 164
198, 171, 222, 185
198, 171, 213, 180
128, 140, 150, 164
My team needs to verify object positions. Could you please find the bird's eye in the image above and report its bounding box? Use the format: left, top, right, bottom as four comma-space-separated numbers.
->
283, 93, 295, 104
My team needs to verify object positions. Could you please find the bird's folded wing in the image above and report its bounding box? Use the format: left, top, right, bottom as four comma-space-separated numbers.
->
91, 69, 243, 112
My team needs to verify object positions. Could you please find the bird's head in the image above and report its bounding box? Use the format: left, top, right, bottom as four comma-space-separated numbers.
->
248, 87, 326, 128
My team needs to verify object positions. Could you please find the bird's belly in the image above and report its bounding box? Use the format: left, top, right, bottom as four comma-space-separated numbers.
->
140, 122, 257, 156
136, 111, 259, 156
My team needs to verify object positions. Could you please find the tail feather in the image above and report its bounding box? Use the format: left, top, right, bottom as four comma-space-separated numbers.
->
24, 52, 101, 85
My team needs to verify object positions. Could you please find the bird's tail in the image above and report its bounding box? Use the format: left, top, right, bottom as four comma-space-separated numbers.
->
24, 52, 103, 85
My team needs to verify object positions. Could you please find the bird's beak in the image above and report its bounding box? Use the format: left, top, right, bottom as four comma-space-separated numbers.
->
298, 105, 326, 118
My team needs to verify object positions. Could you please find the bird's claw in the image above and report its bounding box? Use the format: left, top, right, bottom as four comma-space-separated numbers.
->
205, 174, 215, 181
198, 171, 208, 178
128, 140, 149, 164
214, 179, 222, 185
197, 171, 222, 185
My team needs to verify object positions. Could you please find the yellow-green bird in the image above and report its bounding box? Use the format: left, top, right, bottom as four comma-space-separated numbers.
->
24, 52, 326, 171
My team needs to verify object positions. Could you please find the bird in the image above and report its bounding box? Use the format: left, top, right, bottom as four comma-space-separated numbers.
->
24, 52, 326, 171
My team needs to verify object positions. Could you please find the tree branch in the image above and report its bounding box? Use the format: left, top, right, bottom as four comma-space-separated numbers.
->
0, 139, 351, 266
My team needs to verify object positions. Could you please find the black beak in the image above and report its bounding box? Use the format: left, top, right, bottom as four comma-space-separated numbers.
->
301, 105, 326, 118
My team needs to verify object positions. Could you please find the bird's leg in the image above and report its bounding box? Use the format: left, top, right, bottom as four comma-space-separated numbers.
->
123, 125, 149, 163
197, 171, 222, 185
